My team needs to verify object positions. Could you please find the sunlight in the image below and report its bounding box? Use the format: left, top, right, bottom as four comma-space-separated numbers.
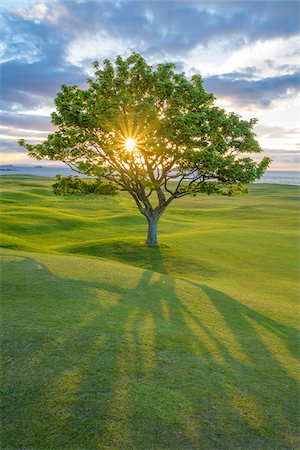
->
125, 137, 136, 152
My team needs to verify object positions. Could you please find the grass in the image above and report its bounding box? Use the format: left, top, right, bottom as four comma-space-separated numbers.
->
1, 174, 299, 449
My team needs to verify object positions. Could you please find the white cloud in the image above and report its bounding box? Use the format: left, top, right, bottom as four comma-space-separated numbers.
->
181, 40, 231, 77
182, 36, 299, 80
16, 2, 48, 21
215, 36, 299, 78
228, 94, 300, 151
23, 106, 54, 117
67, 33, 133, 67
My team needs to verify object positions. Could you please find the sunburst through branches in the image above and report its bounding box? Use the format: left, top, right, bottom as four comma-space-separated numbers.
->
125, 138, 136, 152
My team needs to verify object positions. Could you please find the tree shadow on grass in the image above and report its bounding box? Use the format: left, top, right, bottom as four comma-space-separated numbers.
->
1, 253, 299, 449
64, 240, 217, 280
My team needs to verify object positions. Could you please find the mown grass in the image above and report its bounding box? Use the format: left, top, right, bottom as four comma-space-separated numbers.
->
1, 174, 299, 449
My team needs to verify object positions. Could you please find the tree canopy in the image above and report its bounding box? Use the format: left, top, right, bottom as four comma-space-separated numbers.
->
19, 53, 270, 246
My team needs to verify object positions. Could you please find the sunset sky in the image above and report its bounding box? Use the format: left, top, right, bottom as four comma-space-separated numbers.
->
0, 0, 299, 170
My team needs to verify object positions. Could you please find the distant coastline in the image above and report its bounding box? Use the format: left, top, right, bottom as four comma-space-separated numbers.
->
0, 165, 299, 185
0, 164, 43, 171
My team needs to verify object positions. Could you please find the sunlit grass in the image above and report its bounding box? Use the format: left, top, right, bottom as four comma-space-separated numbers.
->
1, 175, 299, 449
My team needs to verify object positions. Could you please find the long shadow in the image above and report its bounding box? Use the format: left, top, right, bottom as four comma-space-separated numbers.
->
171, 277, 299, 448
63, 241, 217, 280
132, 251, 299, 448
1, 253, 299, 449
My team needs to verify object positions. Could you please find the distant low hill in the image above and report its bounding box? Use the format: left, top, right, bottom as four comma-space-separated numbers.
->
0, 165, 18, 171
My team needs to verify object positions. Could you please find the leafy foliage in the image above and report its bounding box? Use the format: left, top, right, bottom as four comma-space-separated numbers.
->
52, 175, 118, 196
19, 53, 270, 244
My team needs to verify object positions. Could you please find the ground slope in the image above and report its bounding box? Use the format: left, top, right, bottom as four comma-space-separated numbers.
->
1, 175, 299, 449
1, 248, 299, 449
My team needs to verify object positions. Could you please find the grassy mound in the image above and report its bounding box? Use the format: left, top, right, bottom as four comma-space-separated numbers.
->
1, 175, 299, 449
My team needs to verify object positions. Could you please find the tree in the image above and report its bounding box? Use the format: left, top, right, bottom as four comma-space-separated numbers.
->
19, 53, 270, 246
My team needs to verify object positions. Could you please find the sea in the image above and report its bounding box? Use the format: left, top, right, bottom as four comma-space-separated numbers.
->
0, 165, 299, 186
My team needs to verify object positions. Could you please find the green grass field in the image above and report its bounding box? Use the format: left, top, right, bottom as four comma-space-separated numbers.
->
1, 175, 299, 449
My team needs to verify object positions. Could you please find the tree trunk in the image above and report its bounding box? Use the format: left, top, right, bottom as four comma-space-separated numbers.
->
146, 215, 159, 246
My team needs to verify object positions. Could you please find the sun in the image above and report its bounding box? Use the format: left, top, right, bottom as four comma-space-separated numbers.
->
125, 138, 136, 152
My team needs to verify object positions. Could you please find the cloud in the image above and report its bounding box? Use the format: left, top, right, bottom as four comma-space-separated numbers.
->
204, 71, 300, 107
0, 138, 25, 153
0, 127, 50, 140
0, 111, 55, 157
255, 124, 299, 140
0, 112, 54, 132
3, 1, 299, 63
0, 0, 299, 164
1, 59, 87, 111
248, 147, 300, 170
1, 1, 299, 112
53, 0, 300, 65
0, 5, 87, 111
215, 36, 300, 78
263, 148, 300, 168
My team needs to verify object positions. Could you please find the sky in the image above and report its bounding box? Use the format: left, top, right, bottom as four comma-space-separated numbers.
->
0, 0, 299, 170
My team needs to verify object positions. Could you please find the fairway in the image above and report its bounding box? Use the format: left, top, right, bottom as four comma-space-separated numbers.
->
1, 175, 299, 449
